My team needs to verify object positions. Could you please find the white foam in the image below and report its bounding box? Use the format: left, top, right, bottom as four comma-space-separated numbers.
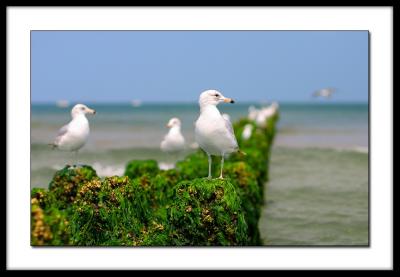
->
158, 162, 175, 170
352, 146, 369, 154
51, 164, 63, 170
333, 146, 369, 154
92, 162, 125, 177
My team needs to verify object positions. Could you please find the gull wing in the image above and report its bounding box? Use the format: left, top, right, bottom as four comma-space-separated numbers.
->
54, 123, 70, 145
223, 117, 239, 150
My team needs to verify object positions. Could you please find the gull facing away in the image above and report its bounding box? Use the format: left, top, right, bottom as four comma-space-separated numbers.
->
160, 117, 185, 154
195, 89, 240, 179
312, 88, 336, 98
49, 104, 96, 152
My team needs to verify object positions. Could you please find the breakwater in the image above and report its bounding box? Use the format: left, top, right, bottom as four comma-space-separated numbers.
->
31, 114, 278, 246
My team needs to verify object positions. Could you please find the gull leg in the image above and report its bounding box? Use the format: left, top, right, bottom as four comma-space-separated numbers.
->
207, 154, 212, 179
218, 154, 225, 179
74, 150, 79, 167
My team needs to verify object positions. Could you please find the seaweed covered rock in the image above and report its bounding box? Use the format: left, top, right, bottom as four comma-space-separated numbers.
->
31, 190, 70, 246
69, 175, 149, 245
48, 165, 97, 208
223, 162, 262, 244
175, 150, 209, 179
30, 112, 279, 246
124, 159, 159, 179
166, 178, 248, 246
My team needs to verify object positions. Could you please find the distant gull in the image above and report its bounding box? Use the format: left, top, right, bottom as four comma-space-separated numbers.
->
56, 100, 69, 108
248, 106, 259, 121
255, 102, 279, 127
195, 89, 240, 179
160, 117, 185, 154
241, 124, 253, 140
312, 88, 336, 98
189, 142, 199, 149
49, 104, 96, 152
131, 99, 142, 107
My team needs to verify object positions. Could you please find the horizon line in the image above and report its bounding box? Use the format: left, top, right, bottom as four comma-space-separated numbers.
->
31, 100, 369, 105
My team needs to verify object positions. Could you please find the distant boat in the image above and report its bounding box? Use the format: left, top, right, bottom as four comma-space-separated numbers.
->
56, 100, 69, 108
131, 100, 142, 107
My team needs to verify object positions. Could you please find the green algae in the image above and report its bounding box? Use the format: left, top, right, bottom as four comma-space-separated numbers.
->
31, 114, 278, 246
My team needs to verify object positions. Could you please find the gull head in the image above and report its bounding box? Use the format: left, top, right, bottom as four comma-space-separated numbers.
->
71, 104, 96, 118
166, 117, 181, 128
199, 90, 235, 110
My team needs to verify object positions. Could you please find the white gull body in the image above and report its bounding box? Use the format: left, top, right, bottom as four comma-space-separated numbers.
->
195, 90, 238, 179
242, 124, 254, 140
255, 102, 279, 127
248, 106, 259, 121
222, 113, 231, 122
160, 117, 185, 154
51, 104, 96, 152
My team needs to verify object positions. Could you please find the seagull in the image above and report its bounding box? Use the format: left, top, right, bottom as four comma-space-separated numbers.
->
49, 104, 96, 153
255, 102, 279, 127
241, 124, 253, 140
195, 89, 240, 179
312, 88, 336, 98
248, 106, 259, 121
160, 117, 185, 154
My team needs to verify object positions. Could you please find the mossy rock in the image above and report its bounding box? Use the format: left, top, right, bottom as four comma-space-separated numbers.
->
48, 165, 97, 208
175, 150, 209, 179
31, 113, 279, 246
124, 160, 159, 179
166, 178, 248, 246
31, 193, 71, 246
69, 175, 150, 246
223, 161, 262, 245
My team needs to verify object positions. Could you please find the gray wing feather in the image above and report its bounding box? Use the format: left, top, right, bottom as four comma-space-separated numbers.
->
54, 124, 70, 145
224, 117, 239, 149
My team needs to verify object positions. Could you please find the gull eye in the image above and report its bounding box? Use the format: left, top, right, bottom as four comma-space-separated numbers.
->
214, 93, 220, 97
81, 107, 85, 110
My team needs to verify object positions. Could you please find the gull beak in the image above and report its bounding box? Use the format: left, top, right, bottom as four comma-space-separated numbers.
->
166, 123, 172, 128
223, 98, 235, 104
89, 108, 96, 115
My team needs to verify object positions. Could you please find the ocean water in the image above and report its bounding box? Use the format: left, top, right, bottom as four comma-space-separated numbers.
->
31, 102, 369, 245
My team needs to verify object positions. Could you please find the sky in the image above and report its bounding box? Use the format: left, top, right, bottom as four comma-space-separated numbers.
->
31, 31, 368, 103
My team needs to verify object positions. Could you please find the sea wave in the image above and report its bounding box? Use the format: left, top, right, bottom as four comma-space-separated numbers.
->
92, 162, 125, 177
333, 146, 369, 154
50, 163, 125, 177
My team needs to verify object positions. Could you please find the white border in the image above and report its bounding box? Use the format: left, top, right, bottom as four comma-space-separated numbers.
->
7, 7, 393, 270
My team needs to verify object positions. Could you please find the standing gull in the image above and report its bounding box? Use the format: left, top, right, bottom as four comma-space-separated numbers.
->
195, 89, 239, 179
255, 102, 279, 127
248, 106, 259, 121
160, 117, 185, 154
49, 104, 96, 153
242, 124, 254, 140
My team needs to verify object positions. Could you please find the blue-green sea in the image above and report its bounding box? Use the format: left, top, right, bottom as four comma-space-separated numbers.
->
31, 102, 369, 245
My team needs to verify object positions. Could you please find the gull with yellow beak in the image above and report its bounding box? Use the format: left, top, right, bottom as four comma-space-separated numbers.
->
49, 104, 96, 153
160, 117, 185, 154
195, 89, 240, 179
